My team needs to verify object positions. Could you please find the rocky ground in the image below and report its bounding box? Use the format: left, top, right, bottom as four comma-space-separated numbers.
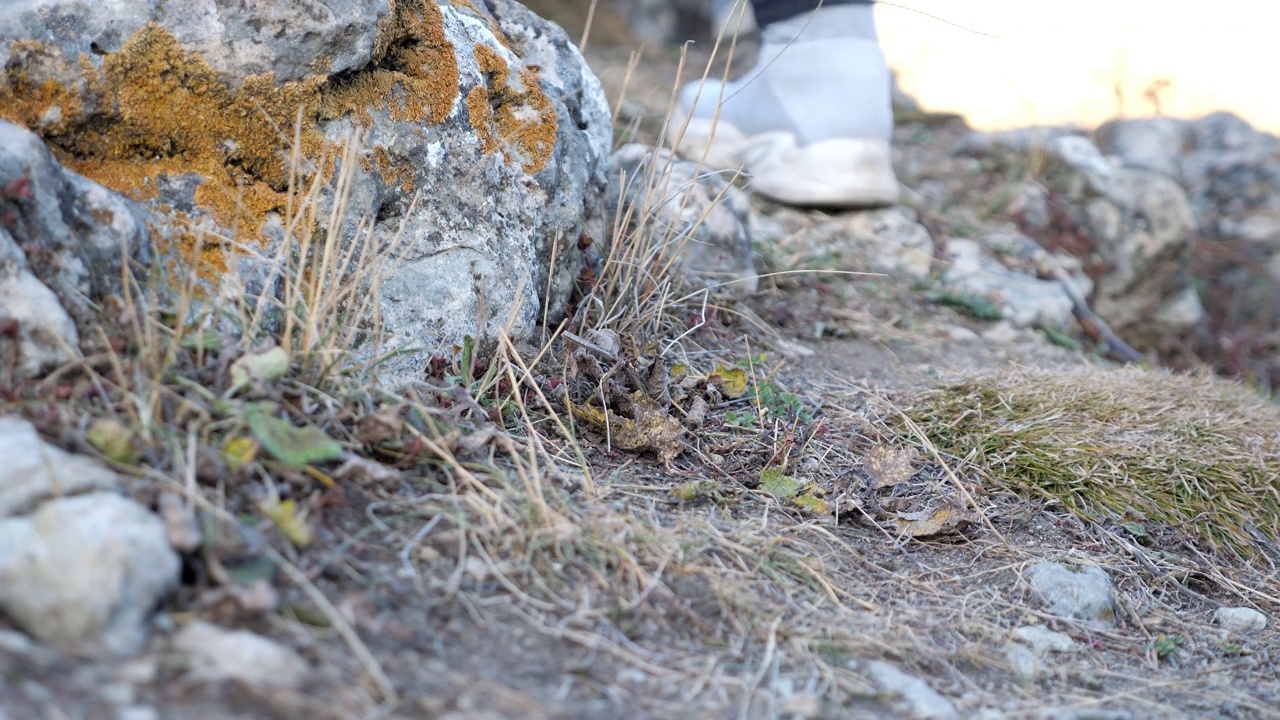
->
3, 2, 1280, 719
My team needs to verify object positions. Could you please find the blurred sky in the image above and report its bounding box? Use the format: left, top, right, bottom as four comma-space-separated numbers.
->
875, 1, 1278, 131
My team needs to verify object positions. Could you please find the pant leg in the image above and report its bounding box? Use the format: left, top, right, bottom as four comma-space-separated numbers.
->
750, 0, 871, 28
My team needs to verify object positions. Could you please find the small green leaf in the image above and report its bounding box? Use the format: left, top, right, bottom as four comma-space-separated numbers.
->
229, 346, 290, 391
179, 330, 222, 351
1040, 325, 1083, 351
460, 335, 476, 387
1121, 521, 1148, 538
245, 405, 342, 469
225, 555, 276, 587
760, 467, 801, 499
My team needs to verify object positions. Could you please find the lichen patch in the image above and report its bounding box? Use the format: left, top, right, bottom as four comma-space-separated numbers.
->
465, 43, 557, 174
319, 0, 459, 129
0, 0, 464, 278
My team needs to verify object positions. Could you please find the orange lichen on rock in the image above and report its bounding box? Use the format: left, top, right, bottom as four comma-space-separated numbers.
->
0, 26, 329, 273
365, 145, 415, 193
465, 43, 557, 174
319, 0, 459, 128
0, 41, 89, 135
0, 0, 464, 277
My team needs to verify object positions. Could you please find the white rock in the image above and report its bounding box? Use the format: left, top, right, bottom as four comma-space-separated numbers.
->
0, 416, 119, 517
945, 325, 980, 342
942, 239, 1074, 330
1025, 562, 1119, 630
174, 621, 308, 689
982, 321, 1022, 344
841, 207, 936, 281
1005, 642, 1044, 682
1213, 607, 1268, 636
1012, 625, 1078, 655
865, 660, 959, 720
0, 493, 180, 656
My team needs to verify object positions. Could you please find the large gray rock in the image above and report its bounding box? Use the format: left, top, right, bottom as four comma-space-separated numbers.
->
1099, 113, 1280, 246
822, 207, 936, 281
0, 0, 611, 385
0, 492, 180, 656
941, 237, 1075, 330
961, 130, 1204, 344
0, 416, 120, 516
609, 144, 757, 294
0, 121, 154, 380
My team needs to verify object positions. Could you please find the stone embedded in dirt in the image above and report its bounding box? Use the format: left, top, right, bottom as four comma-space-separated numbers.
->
1012, 625, 1078, 655
1036, 710, 1135, 720
1005, 642, 1045, 682
608, 144, 758, 294
0, 121, 154, 381
173, 620, 308, 690
1007, 624, 1077, 678
941, 238, 1074, 330
0, 492, 180, 656
864, 660, 960, 720
1213, 607, 1268, 636
1025, 562, 1119, 630
959, 130, 1203, 344
0, 416, 122, 516
813, 207, 936, 281
0, 0, 612, 386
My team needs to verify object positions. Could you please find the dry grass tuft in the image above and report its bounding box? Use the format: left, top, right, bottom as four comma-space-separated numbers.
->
899, 364, 1280, 563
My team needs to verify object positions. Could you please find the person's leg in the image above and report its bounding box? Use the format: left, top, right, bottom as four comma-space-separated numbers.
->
750, 0, 868, 27
671, 0, 898, 207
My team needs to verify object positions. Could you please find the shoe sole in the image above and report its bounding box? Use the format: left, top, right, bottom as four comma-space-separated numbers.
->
672, 117, 900, 208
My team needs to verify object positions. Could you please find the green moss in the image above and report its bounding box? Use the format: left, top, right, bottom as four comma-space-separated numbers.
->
899, 366, 1280, 561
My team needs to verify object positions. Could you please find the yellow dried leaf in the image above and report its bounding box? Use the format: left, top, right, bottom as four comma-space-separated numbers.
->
711, 364, 749, 399
795, 492, 831, 515
223, 436, 259, 473
670, 479, 720, 502
86, 418, 142, 465
570, 397, 684, 462
893, 505, 966, 538
865, 444, 918, 489
259, 497, 312, 547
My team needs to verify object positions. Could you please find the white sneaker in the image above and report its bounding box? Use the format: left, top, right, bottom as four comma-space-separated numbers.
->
670, 4, 899, 208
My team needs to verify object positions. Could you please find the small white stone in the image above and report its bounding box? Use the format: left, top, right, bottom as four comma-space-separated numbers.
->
115, 706, 160, 720
865, 660, 959, 720
0, 493, 180, 656
174, 621, 308, 689
1213, 607, 1268, 636
1005, 642, 1044, 681
945, 325, 980, 342
1012, 625, 1077, 655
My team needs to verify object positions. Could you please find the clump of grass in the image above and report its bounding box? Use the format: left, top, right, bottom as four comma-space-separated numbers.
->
898, 365, 1280, 562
